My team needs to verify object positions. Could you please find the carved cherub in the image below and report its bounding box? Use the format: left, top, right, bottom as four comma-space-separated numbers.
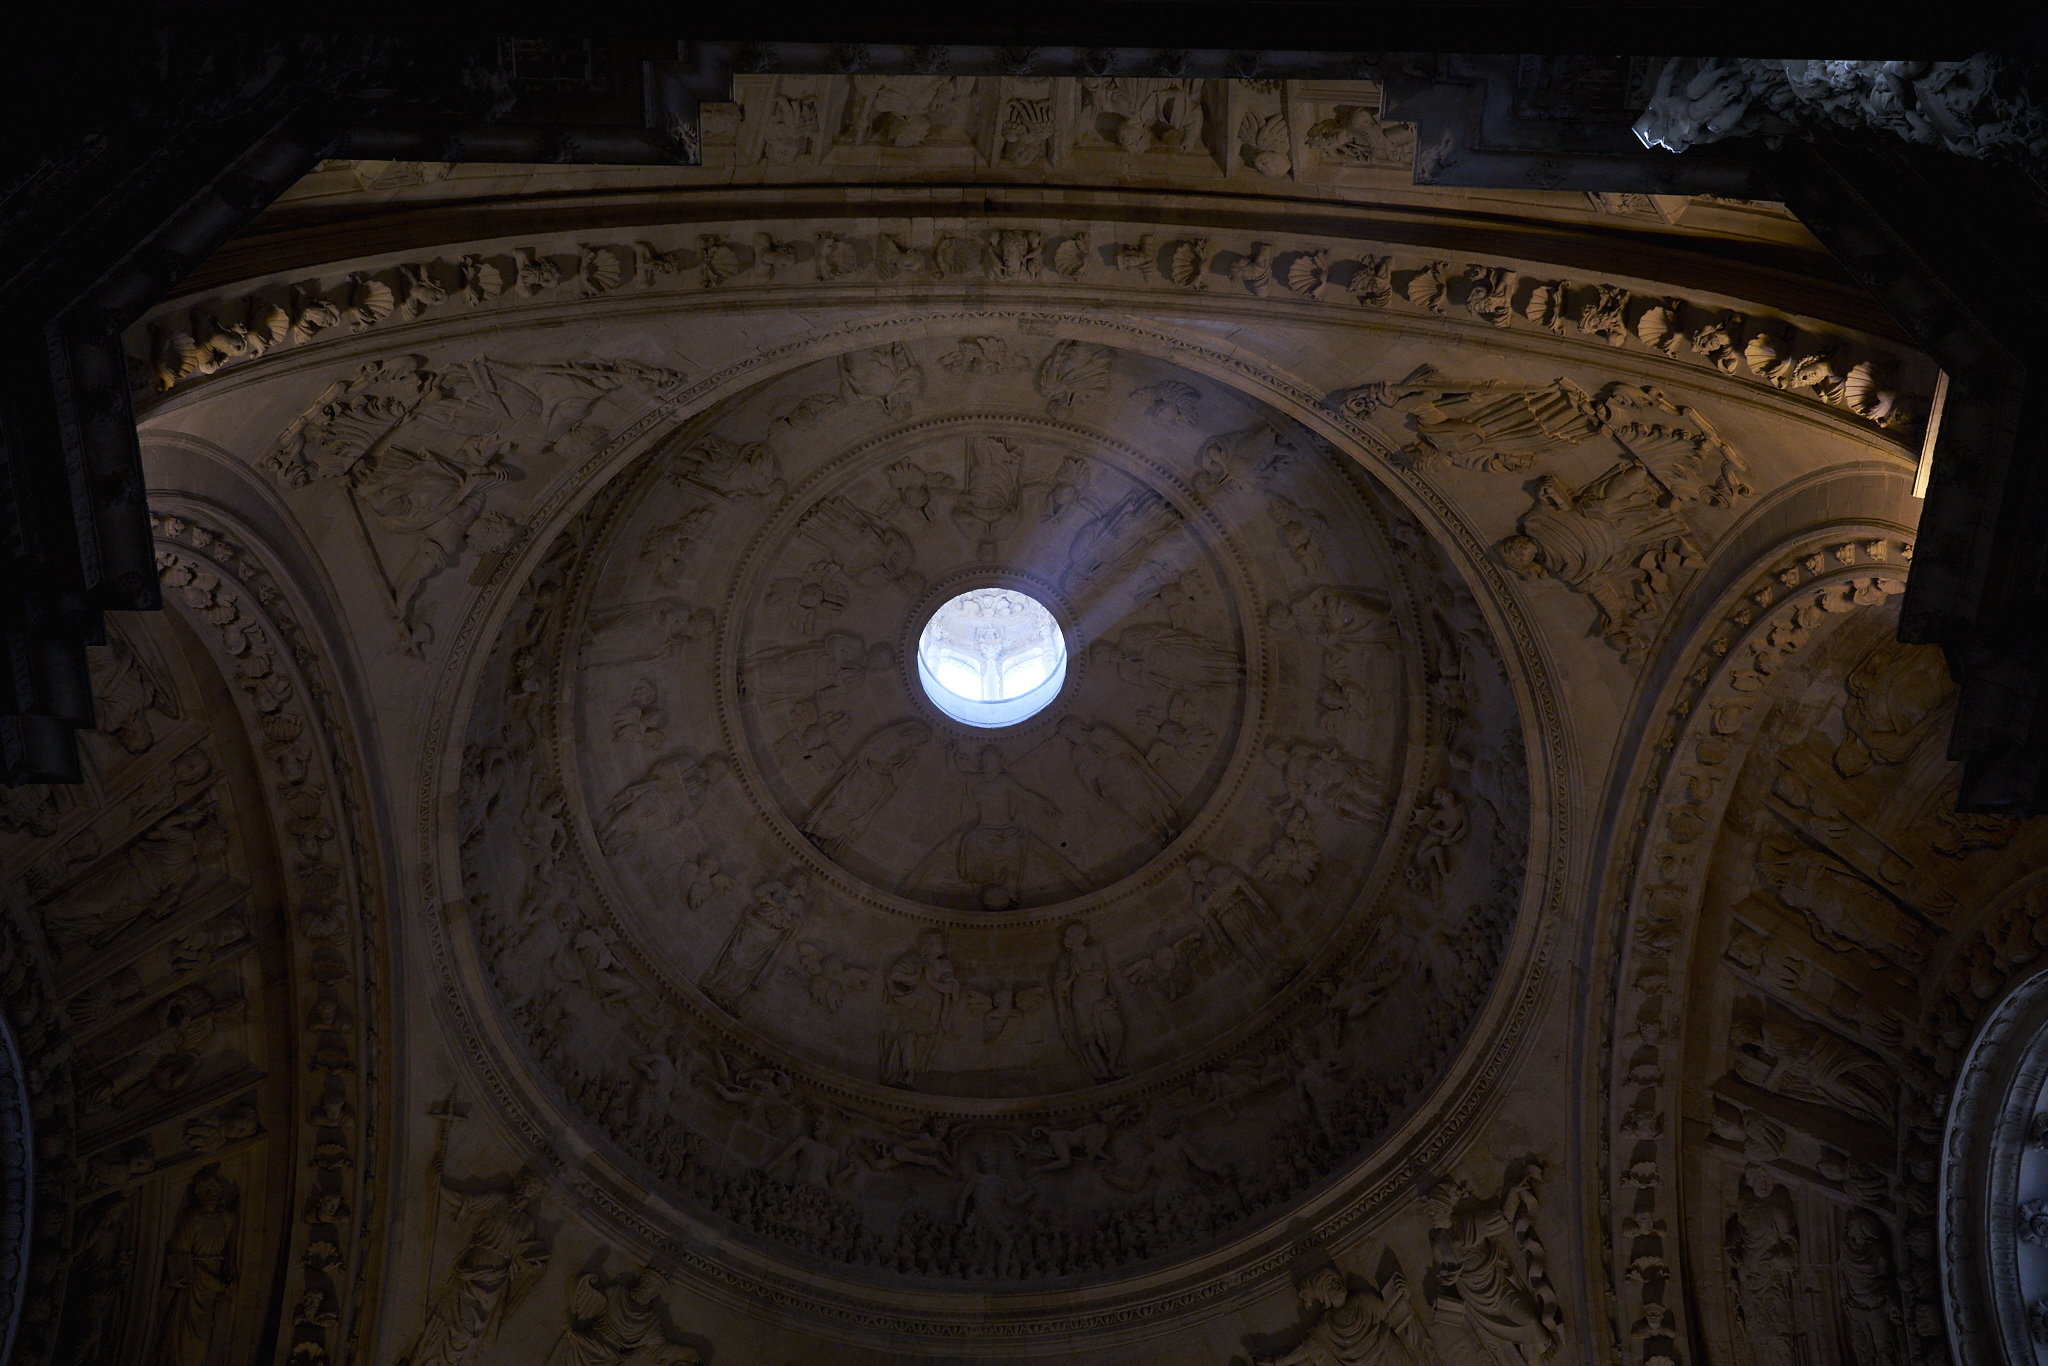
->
791, 941, 873, 1014
1121, 930, 1206, 1000
1115, 234, 1161, 278
962, 983, 1048, 1044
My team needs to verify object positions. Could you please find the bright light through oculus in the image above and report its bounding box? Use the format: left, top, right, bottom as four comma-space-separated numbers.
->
917, 588, 1066, 727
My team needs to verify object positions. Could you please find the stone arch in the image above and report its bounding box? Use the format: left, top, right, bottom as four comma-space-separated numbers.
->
0, 507, 387, 1366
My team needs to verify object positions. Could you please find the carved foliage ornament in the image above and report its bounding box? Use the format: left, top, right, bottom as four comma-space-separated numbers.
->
137, 219, 1921, 440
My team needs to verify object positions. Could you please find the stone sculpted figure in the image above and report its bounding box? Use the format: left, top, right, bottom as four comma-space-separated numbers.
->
766, 1111, 853, 1192
91, 633, 176, 754
557, 1268, 698, 1366
1496, 466, 1700, 663
744, 631, 895, 717
154, 1168, 238, 1366
48, 800, 227, 953
796, 497, 922, 595
1724, 1165, 1799, 1366
403, 1172, 549, 1366
951, 434, 1028, 557
352, 436, 512, 647
1409, 788, 1469, 895
701, 877, 808, 1009
838, 343, 924, 418
881, 930, 960, 1086
1189, 855, 1291, 983
1058, 715, 1181, 844
955, 1151, 1036, 1279
1336, 365, 1603, 472
921, 743, 1065, 911
1838, 1206, 1904, 1363
1051, 923, 1127, 1081
1063, 489, 1180, 595
1256, 1263, 1431, 1366
1421, 1168, 1563, 1366
804, 719, 932, 855
599, 753, 729, 856
1728, 1017, 1894, 1128
1090, 623, 1241, 692
1305, 105, 1412, 165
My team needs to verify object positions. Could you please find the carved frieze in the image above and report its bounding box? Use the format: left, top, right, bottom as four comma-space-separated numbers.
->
137, 215, 1925, 447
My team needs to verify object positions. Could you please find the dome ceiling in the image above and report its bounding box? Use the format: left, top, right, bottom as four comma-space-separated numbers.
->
451, 335, 1528, 1313
8, 80, 1981, 1366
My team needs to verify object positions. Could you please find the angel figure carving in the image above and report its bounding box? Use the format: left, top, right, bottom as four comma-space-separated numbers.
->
962, 982, 1048, 1044
402, 1172, 550, 1366
1051, 923, 1126, 1081
1058, 715, 1181, 844
1122, 929, 1206, 1000
791, 940, 872, 1014
803, 719, 932, 855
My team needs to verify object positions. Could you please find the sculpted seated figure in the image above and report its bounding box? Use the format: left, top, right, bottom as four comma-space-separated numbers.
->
1257, 1265, 1430, 1366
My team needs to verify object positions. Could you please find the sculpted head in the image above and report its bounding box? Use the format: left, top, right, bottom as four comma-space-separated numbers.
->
512, 1171, 548, 1206
1298, 1265, 1349, 1312
1496, 535, 1547, 580
1421, 1177, 1471, 1227
918, 929, 948, 959
192, 1171, 228, 1210
1062, 923, 1089, 951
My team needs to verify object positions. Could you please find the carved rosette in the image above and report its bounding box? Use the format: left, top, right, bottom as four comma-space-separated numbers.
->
444, 333, 1531, 1333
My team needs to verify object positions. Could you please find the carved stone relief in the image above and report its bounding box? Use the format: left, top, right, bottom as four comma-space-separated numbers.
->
1338, 365, 1752, 661
136, 211, 1928, 448
440, 333, 1531, 1308
262, 355, 682, 651
0, 511, 383, 1366
1583, 522, 2048, 1366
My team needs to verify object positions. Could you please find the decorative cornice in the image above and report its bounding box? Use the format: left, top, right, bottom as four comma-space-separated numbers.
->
132, 215, 1928, 444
